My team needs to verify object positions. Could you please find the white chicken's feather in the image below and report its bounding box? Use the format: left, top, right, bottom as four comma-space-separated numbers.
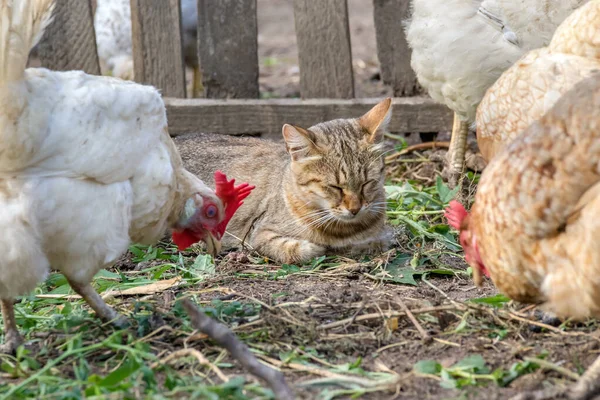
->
0, 0, 54, 85
405, 0, 589, 124
0, 66, 180, 297
0, 69, 166, 183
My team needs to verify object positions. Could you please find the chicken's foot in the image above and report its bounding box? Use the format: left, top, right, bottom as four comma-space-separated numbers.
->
192, 65, 204, 98
0, 299, 23, 354
446, 112, 470, 188
67, 280, 128, 329
510, 354, 600, 400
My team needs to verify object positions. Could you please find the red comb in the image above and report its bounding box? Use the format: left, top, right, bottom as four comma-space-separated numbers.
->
213, 171, 255, 238
444, 200, 469, 230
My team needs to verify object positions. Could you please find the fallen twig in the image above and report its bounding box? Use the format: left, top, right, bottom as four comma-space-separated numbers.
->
385, 141, 451, 163
181, 299, 295, 400
255, 354, 398, 389
317, 304, 458, 330
523, 357, 579, 381
393, 296, 432, 344
151, 348, 229, 382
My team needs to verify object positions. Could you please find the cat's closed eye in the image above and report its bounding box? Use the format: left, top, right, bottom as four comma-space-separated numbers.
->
361, 180, 378, 195
328, 185, 343, 194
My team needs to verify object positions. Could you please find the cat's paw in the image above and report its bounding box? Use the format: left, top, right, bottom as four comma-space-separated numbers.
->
284, 240, 326, 264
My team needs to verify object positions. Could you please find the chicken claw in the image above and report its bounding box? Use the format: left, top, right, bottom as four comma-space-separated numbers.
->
0, 299, 23, 354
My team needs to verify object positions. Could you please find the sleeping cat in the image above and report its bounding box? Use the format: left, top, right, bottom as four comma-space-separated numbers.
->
173, 98, 392, 263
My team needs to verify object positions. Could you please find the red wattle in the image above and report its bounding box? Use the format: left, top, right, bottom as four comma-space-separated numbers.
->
172, 230, 203, 251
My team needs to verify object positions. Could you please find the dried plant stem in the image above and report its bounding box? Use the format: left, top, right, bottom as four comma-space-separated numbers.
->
318, 305, 458, 330
151, 348, 229, 382
386, 141, 451, 163
394, 296, 432, 344
181, 299, 294, 400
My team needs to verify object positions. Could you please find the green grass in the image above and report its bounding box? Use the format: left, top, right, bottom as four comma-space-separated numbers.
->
0, 176, 590, 399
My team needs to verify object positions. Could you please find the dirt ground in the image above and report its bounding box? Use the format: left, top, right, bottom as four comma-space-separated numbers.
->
8, 2, 599, 400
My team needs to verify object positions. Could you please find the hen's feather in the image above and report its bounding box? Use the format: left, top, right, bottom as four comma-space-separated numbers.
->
477, 0, 600, 162
406, 0, 588, 124
471, 73, 600, 316
0, 0, 54, 85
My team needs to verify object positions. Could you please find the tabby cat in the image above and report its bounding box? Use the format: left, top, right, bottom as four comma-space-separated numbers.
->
174, 98, 392, 263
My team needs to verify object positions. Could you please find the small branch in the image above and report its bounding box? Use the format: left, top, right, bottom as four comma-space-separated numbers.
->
255, 354, 397, 389
394, 296, 432, 344
385, 141, 451, 163
317, 305, 458, 331
523, 357, 579, 381
504, 311, 570, 335
181, 299, 295, 400
151, 348, 229, 382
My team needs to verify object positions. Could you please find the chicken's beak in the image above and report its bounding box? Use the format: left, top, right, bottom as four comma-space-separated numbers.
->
205, 232, 222, 259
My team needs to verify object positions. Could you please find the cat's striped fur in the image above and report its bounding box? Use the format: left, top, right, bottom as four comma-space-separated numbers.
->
174, 98, 392, 263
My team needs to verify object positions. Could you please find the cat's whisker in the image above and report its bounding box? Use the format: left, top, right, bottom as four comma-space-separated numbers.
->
368, 201, 389, 207
277, 209, 331, 231
286, 212, 333, 236
367, 149, 395, 167
321, 215, 338, 232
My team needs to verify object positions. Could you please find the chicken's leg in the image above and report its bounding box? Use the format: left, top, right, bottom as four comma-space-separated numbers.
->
446, 113, 470, 188
0, 299, 23, 354
192, 65, 204, 98
67, 279, 128, 329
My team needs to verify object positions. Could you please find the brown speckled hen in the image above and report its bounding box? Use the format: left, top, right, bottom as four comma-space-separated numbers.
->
476, 0, 600, 163
447, 73, 600, 400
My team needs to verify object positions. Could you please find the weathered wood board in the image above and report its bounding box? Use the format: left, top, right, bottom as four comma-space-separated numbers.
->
197, 0, 259, 99
130, 0, 187, 98
373, 0, 424, 96
293, 0, 354, 99
165, 97, 452, 137
37, 0, 100, 75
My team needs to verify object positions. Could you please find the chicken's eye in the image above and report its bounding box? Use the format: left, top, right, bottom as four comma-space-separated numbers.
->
205, 204, 218, 218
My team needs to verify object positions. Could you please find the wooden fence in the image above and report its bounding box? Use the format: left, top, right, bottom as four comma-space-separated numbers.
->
35, 0, 452, 139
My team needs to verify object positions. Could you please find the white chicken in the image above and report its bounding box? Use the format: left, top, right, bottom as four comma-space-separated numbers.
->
0, 0, 252, 353
405, 0, 588, 185
94, 0, 202, 96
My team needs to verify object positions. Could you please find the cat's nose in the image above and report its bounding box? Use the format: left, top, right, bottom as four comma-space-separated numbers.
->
348, 205, 361, 216
343, 193, 362, 216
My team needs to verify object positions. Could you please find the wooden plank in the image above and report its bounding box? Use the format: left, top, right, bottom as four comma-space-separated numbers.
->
197, 0, 259, 99
37, 0, 100, 74
373, 0, 423, 96
293, 0, 354, 99
130, 0, 187, 98
165, 97, 452, 137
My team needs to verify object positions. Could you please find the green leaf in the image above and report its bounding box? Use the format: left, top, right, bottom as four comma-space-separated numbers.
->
436, 176, 460, 204
440, 369, 458, 389
98, 356, 141, 387
453, 354, 487, 372
349, 357, 362, 369
386, 265, 421, 286
413, 360, 442, 374
469, 294, 511, 308
191, 254, 215, 275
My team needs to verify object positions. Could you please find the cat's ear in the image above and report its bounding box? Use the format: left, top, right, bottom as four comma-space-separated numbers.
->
358, 98, 392, 143
282, 124, 319, 161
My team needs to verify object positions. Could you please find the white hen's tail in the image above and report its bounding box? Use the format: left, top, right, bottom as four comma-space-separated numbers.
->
0, 0, 55, 86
